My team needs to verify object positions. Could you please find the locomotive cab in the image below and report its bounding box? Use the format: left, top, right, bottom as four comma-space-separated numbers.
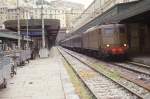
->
101, 24, 128, 57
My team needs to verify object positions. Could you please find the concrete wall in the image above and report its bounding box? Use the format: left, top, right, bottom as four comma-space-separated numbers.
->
140, 24, 150, 53
128, 23, 140, 54
128, 23, 150, 55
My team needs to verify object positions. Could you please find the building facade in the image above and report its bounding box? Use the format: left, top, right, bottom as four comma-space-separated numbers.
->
30, 7, 67, 28
0, 7, 8, 29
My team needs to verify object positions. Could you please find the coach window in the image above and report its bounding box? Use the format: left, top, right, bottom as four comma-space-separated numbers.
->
104, 28, 114, 37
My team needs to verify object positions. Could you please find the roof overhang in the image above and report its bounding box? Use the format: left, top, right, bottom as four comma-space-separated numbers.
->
4, 19, 60, 40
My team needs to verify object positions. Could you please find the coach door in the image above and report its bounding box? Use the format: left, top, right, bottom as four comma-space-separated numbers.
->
98, 28, 103, 50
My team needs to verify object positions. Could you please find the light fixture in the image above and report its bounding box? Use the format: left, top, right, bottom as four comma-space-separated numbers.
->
106, 44, 110, 47
124, 44, 127, 47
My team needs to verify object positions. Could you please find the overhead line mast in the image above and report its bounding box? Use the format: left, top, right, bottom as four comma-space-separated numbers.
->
17, 0, 21, 49
41, 0, 46, 48
39, 0, 49, 58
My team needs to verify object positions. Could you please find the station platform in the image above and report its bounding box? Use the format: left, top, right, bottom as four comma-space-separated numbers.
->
131, 56, 150, 65
0, 47, 79, 99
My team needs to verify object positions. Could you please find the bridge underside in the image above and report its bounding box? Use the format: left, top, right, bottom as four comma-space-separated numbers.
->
71, 0, 150, 34
121, 10, 150, 24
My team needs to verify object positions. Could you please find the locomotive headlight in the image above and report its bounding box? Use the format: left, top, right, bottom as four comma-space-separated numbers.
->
124, 44, 127, 47
106, 44, 110, 47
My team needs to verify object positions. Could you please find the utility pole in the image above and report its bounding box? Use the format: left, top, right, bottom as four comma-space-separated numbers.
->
39, 0, 49, 58
41, 0, 45, 48
26, 10, 29, 48
17, 0, 21, 49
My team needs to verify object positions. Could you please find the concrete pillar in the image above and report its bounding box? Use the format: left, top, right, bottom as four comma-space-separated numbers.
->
128, 23, 150, 55
139, 24, 150, 54
128, 23, 140, 55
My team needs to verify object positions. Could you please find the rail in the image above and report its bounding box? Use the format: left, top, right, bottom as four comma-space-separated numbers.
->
57, 48, 97, 99
59, 47, 150, 98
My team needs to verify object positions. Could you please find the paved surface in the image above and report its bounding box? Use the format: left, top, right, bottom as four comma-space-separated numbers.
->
0, 47, 79, 99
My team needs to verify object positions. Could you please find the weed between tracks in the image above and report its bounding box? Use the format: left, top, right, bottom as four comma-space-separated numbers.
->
91, 63, 121, 81
79, 70, 97, 79
62, 59, 93, 99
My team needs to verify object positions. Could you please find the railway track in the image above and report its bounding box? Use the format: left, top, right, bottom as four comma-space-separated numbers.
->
64, 48, 150, 78
111, 62, 150, 78
107, 62, 150, 92
128, 62, 150, 69
58, 47, 150, 99
60, 47, 150, 98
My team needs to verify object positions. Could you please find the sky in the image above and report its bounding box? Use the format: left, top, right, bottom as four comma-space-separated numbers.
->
64, 0, 94, 8
46, 0, 94, 8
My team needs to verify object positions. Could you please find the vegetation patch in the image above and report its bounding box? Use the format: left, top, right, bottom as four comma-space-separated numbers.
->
79, 70, 97, 79
88, 62, 121, 80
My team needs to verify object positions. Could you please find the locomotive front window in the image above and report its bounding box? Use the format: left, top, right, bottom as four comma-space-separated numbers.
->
104, 28, 114, 36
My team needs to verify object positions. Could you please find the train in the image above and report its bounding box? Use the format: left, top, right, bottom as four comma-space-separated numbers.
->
61, 24, 129, 59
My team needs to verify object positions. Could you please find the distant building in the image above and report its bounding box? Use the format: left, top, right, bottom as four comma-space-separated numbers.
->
30, 7, 67, 28
48, 0, 84, 42
7, 7, 30, 20
0, 0, 84, 34
0, 0, 31, 28
0, 6, 8, 29
49, 0, 84, 30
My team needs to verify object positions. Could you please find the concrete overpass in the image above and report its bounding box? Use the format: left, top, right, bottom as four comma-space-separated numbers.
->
70, 0, 150, 34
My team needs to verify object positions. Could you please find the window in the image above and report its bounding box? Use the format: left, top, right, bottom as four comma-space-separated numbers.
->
104, 28, 114, 35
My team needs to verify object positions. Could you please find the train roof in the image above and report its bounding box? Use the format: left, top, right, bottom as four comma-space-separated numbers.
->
63, 34, 81, 42
84, 24, 125, 33
84, 26, 99, 34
